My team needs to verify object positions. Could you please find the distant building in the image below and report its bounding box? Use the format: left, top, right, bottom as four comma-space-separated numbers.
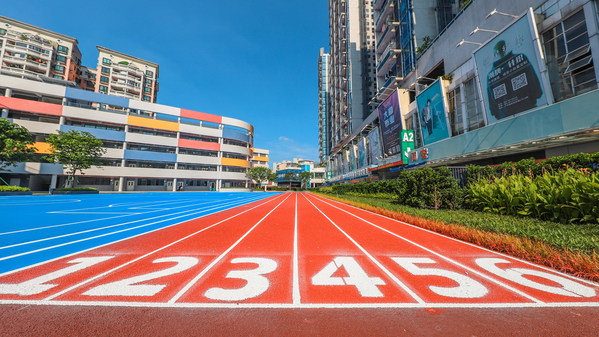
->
275, 159, 326, 188
250, 148, 270, 169
318, 48, 330, 164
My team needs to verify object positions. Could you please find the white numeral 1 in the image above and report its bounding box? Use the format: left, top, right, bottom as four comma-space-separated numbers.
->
312, 256, 385, 297
0, 256, 114, 296
204, 258, 277, 301
83, 257, 199, 297
476, 258, 597, 297
392, 257, 488, 298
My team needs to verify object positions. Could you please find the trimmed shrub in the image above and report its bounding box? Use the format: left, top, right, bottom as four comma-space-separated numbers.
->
55, 187, 98, 191
396, 167, 463, 210
0, 185, 30, 192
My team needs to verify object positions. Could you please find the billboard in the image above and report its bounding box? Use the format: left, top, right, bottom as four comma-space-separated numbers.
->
474, 9, 548, 124
357, 137, 367, 168
377, 89, 403, 156
367, 127, 382, 165
416, 79, 450, 145
349, 145, 357, 171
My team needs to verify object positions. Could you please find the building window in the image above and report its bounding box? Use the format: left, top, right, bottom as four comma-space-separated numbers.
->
101, 66, 110, 74
143, 87, 151, 93
102, 57, 111, 65
447, 87, 464, 136
54, 65, 65, 73
55, 55, 66, 63
86, 80, 94, 87
57, 45, 69, 54
146, 70, 154, 78
145, 78, 152, 85
53, 75, 64, 80
463, 78, 485, 131
542, 10, 596, 102
99, 85, 108, 93
0, 28, 6, 36
100, 76, 109, 84
143, 95, 151, 101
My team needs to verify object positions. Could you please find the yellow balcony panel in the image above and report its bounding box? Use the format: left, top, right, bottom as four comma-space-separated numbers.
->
221, 158, 249, 168
127, 116, 179, 132
252, 156, 269, 162
33, 142, 53, 154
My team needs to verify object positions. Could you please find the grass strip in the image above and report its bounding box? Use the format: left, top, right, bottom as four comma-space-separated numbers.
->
312, 192, 599, 282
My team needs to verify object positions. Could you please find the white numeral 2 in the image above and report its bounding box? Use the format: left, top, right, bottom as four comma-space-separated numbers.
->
0, 256, 113, 296
392, 257, 488, 298
204, 258, 277, 301
476, 258, 596, 297
312, 256, 385, 297
84, 257, 199, 297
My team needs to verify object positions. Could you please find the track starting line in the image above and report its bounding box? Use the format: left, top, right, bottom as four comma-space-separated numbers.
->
0, 193, 597, 309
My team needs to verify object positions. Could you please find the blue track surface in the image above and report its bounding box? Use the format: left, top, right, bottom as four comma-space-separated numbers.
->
0, 192, 278, 275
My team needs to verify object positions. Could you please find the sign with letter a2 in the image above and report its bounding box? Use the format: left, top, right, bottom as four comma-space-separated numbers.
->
401, 130, 414, 163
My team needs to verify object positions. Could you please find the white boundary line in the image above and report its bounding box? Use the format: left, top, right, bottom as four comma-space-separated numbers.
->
0, 194, 278, 278
302, 194, 425, 304
43, 194, 286, 301
292, 193, 301, 305
309, 193, 599, 289
168, 194, 292, 303
0, 196, 267, 263
306, 194, 543, 303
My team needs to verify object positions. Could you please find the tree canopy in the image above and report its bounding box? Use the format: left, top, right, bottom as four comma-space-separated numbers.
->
246, 166, 272, 191
0, 119, 35, 171
45, 130, 106, 187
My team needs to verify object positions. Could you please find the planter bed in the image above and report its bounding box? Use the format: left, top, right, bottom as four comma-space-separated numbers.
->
51, 190, 99, 195
0, 191, 33, 196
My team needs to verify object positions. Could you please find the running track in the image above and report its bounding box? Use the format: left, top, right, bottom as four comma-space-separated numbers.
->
0, 192, 598, 336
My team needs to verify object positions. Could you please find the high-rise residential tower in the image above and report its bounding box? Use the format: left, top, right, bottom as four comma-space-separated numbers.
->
95, 46, 159, 103
318, 48, 330, 164
328, 0, 377, 156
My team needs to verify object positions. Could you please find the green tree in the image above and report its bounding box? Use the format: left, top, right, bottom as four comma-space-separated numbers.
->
44, 130, 106, 187
268, 171, 277, 183
246, 166, 272, 191
283, 172, 298, 189
299, 171, 312, 189
0, 119, 36, 172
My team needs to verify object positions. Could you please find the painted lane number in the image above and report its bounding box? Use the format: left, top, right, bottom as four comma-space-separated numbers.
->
312, 256, 386, 297
204, 257, 277, 301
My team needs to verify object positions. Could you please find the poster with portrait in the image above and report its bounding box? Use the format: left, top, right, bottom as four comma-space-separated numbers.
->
473, 9, 548, 124
367, 127, 382, 165
416, 79, 451, 145
377, 89, 403, 156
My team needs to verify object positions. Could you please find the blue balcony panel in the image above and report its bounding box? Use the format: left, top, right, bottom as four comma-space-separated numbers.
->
123, 150, 177, 162
59, 125, 126, 142
65, 87, 129, 108
223, 128, 250, 143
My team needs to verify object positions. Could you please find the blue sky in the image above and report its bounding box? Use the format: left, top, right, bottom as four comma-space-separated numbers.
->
3, 0, 329, 167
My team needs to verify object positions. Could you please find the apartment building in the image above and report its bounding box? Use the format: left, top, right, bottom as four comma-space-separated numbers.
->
318, 48, 330, 164
250, 148, 270, 169
95, 46, 159, 103
325, 0, 599, 184
0, 15, 81, 85
0, 74, 253, 192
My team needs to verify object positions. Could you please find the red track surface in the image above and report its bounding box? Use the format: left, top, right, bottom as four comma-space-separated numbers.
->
1, 192, 598, 336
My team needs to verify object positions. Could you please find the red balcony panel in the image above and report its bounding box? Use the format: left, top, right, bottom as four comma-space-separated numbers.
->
178, 138, 221, 151
180, 109, 222, 124
0, 96, 62, 116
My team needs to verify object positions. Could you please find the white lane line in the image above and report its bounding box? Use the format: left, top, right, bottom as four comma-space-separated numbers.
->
48, 197, 208, 214
0, 200, 82, 206
43, 194, 285, 301
2, 299, 599, 309
0, 197, 255, 251
0, 197, 240, 236
301, 194, 425, 304
292, 193, 301, 305
306, 194, 543, 303
0, 196, 268, 263
309, 193, 599, 289
168, 194, 292, 304
0, 195, 281, 279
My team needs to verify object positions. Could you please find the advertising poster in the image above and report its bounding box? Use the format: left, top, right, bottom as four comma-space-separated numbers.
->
416, 79, 450, 145
343, 149, 350, 173
368, 128, 382, 165
474, 10, 548, 123
357, 137, 367, 168
349, 145, 357, 171
377, 89, 403, 156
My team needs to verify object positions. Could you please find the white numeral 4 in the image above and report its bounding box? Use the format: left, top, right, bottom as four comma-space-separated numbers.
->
476, 258, 596, 297
392, 257, 488, 298
312, 256, 385, 297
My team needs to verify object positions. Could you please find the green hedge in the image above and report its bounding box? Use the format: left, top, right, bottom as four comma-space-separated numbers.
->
55, 187, 98, 191
0, 186, 30, 192
467, 168, 599, 224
